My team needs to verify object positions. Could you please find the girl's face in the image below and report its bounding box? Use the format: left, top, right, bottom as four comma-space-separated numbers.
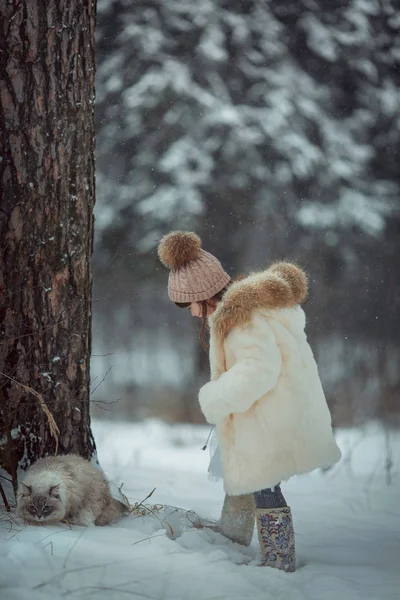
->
190, 301, 216, 318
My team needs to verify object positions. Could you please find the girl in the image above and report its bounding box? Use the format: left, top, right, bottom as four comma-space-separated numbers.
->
158, 231, 341, 572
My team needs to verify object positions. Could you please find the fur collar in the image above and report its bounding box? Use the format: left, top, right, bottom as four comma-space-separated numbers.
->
210, 262, 308, 340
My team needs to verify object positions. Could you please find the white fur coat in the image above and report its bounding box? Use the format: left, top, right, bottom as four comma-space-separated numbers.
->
198, 263, 341, 496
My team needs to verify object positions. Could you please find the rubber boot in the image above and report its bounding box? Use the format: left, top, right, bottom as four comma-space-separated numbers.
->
255, 506, 296, 571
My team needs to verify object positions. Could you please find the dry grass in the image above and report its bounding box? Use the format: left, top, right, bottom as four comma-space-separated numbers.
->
118, 485, 163, 518
117, 484, 218, 540
0, 494, 21, 536
0, 371, 60, 454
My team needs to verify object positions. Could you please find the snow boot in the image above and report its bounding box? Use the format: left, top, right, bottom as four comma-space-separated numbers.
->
217, 493, 255, 546
256, 506, 296, 571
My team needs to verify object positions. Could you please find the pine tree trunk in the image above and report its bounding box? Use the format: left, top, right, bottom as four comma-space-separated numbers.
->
0, 0, 97, 484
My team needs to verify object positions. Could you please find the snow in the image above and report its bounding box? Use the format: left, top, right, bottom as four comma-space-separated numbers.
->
301, 14, 338, 61
297, 191, 394, 236
1, 420, 400, 600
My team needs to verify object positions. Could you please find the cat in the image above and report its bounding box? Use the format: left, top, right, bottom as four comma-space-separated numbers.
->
16, 454, 129, 526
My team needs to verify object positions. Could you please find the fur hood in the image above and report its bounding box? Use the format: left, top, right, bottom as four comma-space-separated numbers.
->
211, 262, 308, 340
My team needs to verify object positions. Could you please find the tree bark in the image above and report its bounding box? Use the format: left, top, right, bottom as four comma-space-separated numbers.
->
0, 0, 97, 478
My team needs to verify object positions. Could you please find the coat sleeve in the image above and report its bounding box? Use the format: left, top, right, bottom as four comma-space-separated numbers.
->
198, 316, 282, 424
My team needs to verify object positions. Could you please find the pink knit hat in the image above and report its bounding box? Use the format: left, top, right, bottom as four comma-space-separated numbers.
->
158, 231, 231, 303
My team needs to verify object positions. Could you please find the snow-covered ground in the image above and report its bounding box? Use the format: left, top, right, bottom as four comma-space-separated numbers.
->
1, 420, 399, 600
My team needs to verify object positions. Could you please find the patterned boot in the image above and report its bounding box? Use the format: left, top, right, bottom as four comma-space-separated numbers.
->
256, 506, 296, 571
218, 493, 255, 546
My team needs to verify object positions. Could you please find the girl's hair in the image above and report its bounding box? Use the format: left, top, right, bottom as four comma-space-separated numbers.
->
175, 280, 239, 350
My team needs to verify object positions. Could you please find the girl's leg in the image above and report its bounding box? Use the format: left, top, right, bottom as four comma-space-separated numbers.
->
254, 485, 295, 572
254, 485, 287, 509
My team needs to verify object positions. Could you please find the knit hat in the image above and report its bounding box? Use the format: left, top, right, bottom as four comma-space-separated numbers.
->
158, 231, 231, 303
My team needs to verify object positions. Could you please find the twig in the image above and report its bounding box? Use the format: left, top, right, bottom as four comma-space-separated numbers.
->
0, 481, 10, 511
61, 585, 152, 598
6, 425, 18, 496
131, 532, 167, 546
63, 529, 85, 569
92, 398, 121, 406
137, 488, 156, 504
42, 541, 54, 556
383, 424, 393, 485
33, 560, 129, 590
90, 366, 112, 396
91, 398, 122, 412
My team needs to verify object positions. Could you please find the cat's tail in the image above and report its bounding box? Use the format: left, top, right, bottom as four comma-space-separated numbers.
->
112, 497, 130, 515
95, 497, 130, 526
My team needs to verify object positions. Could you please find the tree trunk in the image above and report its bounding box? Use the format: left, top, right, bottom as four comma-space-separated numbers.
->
0, 0, 97, 483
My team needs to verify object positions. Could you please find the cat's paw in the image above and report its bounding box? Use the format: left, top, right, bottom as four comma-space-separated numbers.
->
73, 509, 95, 527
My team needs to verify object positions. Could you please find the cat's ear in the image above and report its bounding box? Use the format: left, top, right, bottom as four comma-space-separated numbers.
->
19, 483, 32, 497
49, 484, 60, 498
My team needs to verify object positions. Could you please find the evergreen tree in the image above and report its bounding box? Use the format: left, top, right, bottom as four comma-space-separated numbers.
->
0, 0, 98, 488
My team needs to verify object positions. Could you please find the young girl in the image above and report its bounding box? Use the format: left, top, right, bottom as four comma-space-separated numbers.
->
158, 231, 341, 572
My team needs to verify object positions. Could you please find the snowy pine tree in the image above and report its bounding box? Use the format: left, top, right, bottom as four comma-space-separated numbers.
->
93, 0, 400, 424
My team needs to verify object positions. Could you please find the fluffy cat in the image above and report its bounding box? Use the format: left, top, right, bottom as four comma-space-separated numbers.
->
16, 454, 128, 526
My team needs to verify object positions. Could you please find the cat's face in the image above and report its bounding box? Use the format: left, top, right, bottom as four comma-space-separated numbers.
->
17, 483, 65, 523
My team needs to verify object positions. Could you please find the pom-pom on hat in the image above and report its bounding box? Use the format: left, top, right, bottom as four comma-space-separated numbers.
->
158, 231, 231, 303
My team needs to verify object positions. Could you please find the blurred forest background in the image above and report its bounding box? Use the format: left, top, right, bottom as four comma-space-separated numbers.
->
91, 0, 400, 427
